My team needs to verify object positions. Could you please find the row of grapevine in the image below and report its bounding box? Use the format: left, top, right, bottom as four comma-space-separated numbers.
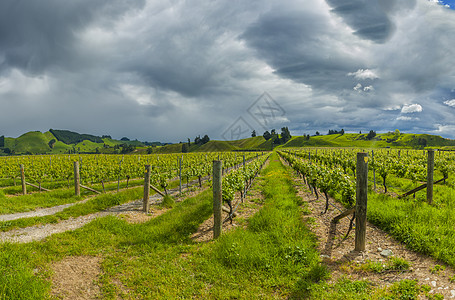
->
285, 148, 454, 193
278, 150, 355, 210
219, 153, 270, 222
0, 152, 266, 191
222, 154, 269, 203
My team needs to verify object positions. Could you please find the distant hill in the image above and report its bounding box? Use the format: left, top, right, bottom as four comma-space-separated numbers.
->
0, 130, 152, 155
278, 132, 455, 149
2, 129, 455, 156
150, 136, 271, 154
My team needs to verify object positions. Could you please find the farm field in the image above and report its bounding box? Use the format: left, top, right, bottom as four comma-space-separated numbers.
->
0, 150, 454, 298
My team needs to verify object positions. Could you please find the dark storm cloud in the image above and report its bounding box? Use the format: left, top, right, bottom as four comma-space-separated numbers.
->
241, 8, 364, 94
0, 0, 145, 74
1, 0, 455, 141
325, 0, 395, 43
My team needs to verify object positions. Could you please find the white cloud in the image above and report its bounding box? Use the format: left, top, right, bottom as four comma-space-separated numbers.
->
401, 103, 423, 113
432, 124, 455, 136
353, 83, 362, 91
443, 99, 455, 107
347, 69, 379, 80
363, 85, 374, 92
352, 83, 374, 93
396, 116, 412, 121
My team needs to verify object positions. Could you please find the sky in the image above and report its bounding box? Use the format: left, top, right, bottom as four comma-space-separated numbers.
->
1, 0, 455, 142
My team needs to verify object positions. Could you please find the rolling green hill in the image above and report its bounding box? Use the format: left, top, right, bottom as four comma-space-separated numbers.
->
6, 131, 55, 154
279, 132, 455, 149
150, 136, 271, 154
2, 129, 455, 156
0, 130, 150, 155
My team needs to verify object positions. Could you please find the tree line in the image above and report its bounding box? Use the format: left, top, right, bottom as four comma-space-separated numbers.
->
182, 134, 210, 152
261, 127, 292, 145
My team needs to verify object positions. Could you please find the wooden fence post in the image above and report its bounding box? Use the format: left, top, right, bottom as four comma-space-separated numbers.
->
74, 161, 80, 196
20, 164, 26, 195
243, 155, 246, 200
427, 149, 434, 204
372, 150, 376, 190
213, 160, 222, 239
179, 157, 182, 195
143, 165, 151, 212
355, 152, 368, 252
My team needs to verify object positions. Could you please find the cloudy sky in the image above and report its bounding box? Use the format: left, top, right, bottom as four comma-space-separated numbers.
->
1, 0, 455, 142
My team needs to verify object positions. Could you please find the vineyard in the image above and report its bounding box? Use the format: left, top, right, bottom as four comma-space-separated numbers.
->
278, 148, 455, 267
1, 148, 455, 298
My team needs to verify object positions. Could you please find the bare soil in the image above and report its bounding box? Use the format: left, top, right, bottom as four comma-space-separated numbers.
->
50, 256, 101, 300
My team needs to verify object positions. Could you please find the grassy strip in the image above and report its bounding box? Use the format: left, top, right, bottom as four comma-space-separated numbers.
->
0, 178, 145, 196
0, 173, 207, 214
368, 189, 455, 267
0, 189, 83, 215
0, 187, 143, 232
0, 178, 145, 214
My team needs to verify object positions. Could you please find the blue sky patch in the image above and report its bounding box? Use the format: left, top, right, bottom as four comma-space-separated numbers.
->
438, 0, 455, 9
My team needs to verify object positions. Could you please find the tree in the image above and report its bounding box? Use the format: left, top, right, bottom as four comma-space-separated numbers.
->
251, 130, 256, 137
340, 129, 345, 135
121, 144, 135, 154
0, 135, 4, 148
366, 130, 376, 140
315, 131, 320, 136
201, 135, 210, 144
263, 131, 271, 140
280, 127, 291, 143
187, 138, 191, 146
182, 143, 189, 153
102, 135, 112, 139
194, 136, 201, 145
120, 137, 130, 141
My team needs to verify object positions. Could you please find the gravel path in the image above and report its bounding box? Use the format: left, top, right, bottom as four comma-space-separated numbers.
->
0, 199, 92, 222
0, 190, 168, 243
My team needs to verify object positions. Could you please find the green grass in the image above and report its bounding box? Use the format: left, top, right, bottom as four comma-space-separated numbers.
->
368, 183, 455, 267
349, 257, 411, 274
0, 177, 147, 213
0, 189, 82, 214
